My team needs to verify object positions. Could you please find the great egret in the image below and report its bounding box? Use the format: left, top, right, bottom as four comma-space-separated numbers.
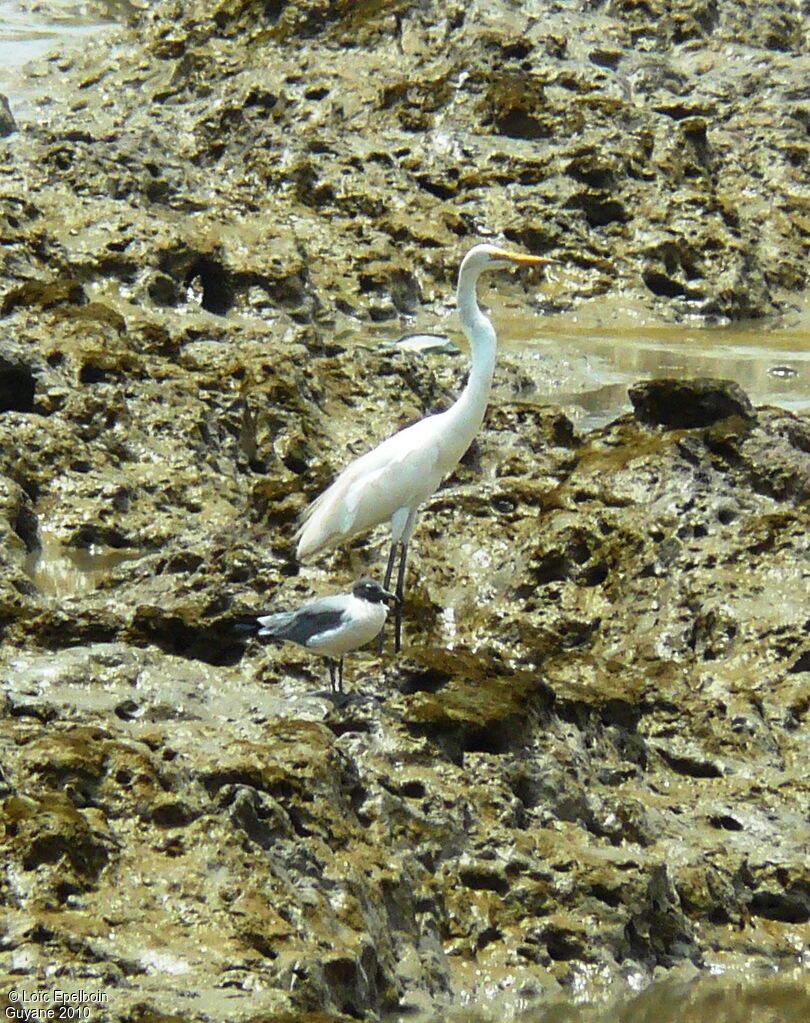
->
296, 243, 549, 651
244, 578, 395, 692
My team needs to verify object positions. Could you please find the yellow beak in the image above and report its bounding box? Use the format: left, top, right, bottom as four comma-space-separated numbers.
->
492, 248, 555, 267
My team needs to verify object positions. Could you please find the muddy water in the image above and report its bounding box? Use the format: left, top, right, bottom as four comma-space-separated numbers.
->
0, 0, 122, 114
24, 531, 140, 596
375, 289, 810, 432
518, 304, 810, 431
438, 969, 810, 1023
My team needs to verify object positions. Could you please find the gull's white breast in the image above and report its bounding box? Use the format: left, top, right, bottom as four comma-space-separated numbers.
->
306, 595, 388, 657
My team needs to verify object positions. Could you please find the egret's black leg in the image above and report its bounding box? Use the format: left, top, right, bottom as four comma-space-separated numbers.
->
327, 659, 336, 693
394, 541, 410, 653
338, 658, 344, 693
378, 541, 399, 653
383, 541, 397, 591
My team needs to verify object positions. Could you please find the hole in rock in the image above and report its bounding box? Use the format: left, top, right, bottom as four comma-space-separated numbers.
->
185, 257, 234, 315
0, 361, 36, 412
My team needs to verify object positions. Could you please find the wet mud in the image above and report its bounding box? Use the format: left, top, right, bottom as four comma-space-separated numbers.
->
1, 0, 809, 1020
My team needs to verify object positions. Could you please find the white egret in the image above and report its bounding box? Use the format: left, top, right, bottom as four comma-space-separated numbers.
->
246, 577, 395, 693
296, 243, 549, 651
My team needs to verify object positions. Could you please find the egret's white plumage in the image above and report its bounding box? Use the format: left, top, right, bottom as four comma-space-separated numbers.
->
296, 243, 549, 650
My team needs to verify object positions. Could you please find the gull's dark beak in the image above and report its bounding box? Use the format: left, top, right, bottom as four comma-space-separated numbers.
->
382, 587, 398, 605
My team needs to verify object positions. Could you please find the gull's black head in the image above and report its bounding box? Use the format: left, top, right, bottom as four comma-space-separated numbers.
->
353, 577, 397, 605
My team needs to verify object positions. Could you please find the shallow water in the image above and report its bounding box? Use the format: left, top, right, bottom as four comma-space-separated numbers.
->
371, 290, 810, 432
0, 0, 122, 114
24, 531, 140, 596
432, 969, 810, 1023
513, 299, 810, 431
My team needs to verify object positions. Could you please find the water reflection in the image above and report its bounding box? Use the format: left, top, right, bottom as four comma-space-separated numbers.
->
372, 293, 810, 432
24, 532, 139, 597
527, 322, 810, 430
0, 0, 124, 111
498, 292, 810, 428
440, 971, 810, 1023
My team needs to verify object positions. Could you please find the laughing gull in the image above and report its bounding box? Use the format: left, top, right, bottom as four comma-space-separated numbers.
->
244, 578, 396, 693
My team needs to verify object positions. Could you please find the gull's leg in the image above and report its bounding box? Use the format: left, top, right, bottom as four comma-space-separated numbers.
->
377, 540, 399, 653
394, 541, 410, 653
338, 658, 344, 693
327, 658, 336, 692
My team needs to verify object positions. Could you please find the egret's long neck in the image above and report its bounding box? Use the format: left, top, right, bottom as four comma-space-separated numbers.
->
450, 260, 497, 439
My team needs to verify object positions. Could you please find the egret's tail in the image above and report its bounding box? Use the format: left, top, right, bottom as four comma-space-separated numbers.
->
295, 521, 329, 561
294, 452, 374, 560
294, 485, 345, 560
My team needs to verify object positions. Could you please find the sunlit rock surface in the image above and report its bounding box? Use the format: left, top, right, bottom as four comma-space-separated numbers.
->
0, 0, 809, 1019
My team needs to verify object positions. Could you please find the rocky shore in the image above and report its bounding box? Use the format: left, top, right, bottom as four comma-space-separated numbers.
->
1, 1, 809, 1020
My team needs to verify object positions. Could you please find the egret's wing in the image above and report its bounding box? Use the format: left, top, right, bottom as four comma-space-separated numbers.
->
296, 415, 446, 557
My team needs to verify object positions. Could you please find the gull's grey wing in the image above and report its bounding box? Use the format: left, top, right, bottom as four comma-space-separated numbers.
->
257, 596, 349, 647
255, 610, 296, 635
